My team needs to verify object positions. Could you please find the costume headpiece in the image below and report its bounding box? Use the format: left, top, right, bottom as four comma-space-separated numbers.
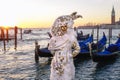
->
51, 12, 82, 36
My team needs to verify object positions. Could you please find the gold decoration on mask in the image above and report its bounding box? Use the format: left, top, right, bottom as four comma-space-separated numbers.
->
61, 26, 67, 32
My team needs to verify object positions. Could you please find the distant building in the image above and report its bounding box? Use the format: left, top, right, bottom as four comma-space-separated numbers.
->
100, 6, 120, 29
111, 6, 120, 25
78, 6, 120, 29
116, 18, 120, 25
111, 6, 115, 24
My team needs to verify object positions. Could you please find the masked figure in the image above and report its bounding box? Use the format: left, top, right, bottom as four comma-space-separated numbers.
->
48, 12, 82, 80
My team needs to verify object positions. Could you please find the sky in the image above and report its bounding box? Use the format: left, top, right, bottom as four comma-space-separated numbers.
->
0, 0, 120, 28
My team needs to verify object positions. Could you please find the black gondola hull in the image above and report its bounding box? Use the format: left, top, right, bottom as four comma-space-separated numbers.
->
91, 51, 119, 62
37, 48, 53, 57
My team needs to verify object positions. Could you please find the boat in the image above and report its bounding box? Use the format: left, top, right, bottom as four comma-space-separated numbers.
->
34, 33, 107, 63
34, 34, 93, 63
76, 32, 107, 58
77, 31, 89, 41
91, 32, 107, 52
90, 37, 120, 63
34, 41, 52, 63
23, 29, 32, 34
74, 34, 93, 58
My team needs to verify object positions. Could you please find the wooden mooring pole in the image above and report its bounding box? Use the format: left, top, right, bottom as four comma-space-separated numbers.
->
14, 26, 17, 50
109, 27, 112, 45
1, 28, 6, 51
20, 28, 22, 40
35, 41, 40, 63
92, 29, 94, 42
1, 28, 3, 39
0, 28, 2, 39
6, 28, 9, 42
97, 27, 99, 52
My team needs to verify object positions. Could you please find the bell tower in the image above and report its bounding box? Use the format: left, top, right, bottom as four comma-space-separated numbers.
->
111, 6, 115, 24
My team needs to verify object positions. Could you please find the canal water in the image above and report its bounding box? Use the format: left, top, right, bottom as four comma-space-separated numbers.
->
0, 28, 120, 80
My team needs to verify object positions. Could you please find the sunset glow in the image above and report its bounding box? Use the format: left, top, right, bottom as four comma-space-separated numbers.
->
0, 0, 120, 28
0, 17, 18, 27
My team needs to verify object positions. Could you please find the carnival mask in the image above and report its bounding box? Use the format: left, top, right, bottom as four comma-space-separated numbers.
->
51, 12, 82, 36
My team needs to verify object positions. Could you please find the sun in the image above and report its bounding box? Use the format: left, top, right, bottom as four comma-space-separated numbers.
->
0, 17, 18, 28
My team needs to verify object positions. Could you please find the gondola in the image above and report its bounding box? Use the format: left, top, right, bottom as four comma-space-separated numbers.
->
23, 29, 32, 34
77, 34, 89, 41
76, 32, 107, 58
90, 37, 120, 63
34, 33, 107, 63
77, 31, 89, 41
34, 42, 52, 63
35, 34, 93, 58
34, 34, 93, 63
